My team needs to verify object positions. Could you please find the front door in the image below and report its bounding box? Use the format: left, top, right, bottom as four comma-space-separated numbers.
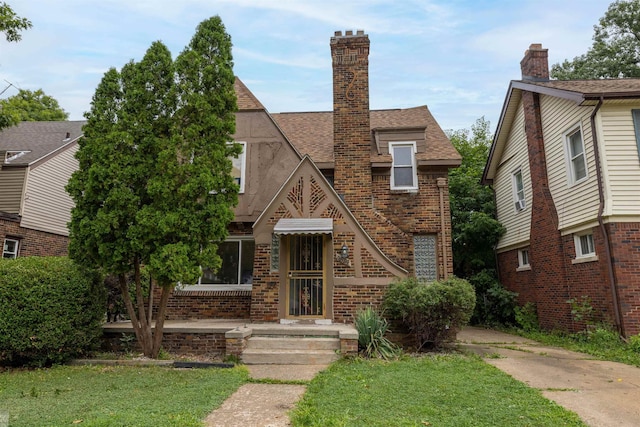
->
287, 234, 325, 317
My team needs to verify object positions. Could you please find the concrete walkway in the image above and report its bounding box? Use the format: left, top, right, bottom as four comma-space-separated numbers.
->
203, 365, 328, 427
458, 327, 640, 427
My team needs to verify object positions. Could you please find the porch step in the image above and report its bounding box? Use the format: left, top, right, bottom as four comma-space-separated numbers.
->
241, 336, 341, 365
247, 336, 339, 351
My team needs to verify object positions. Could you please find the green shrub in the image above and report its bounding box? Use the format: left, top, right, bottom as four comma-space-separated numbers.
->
469, 269, 517, 325
515, 302, 540, 332
0, 257, 106, 367
354, 306, 399, 360
383, 277, 476, 350
629, 334, 640, 353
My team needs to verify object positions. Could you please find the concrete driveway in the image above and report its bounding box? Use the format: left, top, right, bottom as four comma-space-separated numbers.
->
458, 327, 640, 427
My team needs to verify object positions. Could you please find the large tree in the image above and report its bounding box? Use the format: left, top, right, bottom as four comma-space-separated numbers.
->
448, 118, 505, 278
551, 0, 640, 79
66, 16, 239, 358
0, 2, 31, 42
0, 89, 69, 127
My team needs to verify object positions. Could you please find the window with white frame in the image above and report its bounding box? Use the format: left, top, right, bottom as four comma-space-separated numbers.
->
2, 238, 19, 259
389, 142, 418, 190
512, 168, 526, 211
199, 238, 254, 286
518, 247, 530, 268
230, 142, 247, 194
565, 125, 588, 184
574, 232, 595, 258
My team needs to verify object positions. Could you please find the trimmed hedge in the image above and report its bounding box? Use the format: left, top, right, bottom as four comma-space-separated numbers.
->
0, 257, 105, 367
383, 277, 476, 350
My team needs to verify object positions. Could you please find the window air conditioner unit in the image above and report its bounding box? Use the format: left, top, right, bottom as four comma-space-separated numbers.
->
515, 199, 526, 211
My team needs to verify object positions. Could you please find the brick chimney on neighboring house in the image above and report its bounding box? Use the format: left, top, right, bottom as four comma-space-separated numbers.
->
520, 43, 549, 81
330, 30, 372, 213
520, 43, 571, 328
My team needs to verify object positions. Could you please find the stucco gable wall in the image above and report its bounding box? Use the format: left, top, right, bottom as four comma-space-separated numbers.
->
233, 110, 300, 222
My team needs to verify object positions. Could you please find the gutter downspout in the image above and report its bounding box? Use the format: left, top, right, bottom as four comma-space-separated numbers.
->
590, 97, 623, 335
437, 177, 449, 279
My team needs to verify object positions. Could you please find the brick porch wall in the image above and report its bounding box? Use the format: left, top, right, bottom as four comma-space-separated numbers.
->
152, 287, 251, 320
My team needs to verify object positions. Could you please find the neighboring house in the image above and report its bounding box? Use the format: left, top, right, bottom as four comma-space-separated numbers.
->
483, 43, 640, 336
0, 121, 84, 258
1, 31, 461, 325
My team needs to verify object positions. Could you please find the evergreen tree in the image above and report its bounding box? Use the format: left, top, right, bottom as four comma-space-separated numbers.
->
67, 17, 239, 358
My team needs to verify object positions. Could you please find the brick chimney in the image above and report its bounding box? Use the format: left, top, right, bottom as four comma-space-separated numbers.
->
330, 30, 372, 212
520, 43, 549, 81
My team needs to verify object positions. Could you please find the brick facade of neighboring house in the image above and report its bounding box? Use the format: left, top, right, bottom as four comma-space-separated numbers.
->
0, 214, 69, 257
0, 121, 83, 260
1, 32, 461, 326
484, 44, 640, 336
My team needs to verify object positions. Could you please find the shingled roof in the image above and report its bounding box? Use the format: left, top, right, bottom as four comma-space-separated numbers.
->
271, 106, 460, 166
0, 121, 85, 166
512, 78, 640, 104
235, 77, 265, 111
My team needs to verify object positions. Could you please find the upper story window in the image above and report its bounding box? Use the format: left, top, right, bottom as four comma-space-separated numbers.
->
389, 141, 417, 191
230, 142, 247, 194
564, 124, 588, 185
512, 168, 526, 211
2, 238, 19, 259
631, 110, 640, 161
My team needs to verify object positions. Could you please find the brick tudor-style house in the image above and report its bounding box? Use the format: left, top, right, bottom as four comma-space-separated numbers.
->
483, 44, 640, 337
1, 32, 460, 333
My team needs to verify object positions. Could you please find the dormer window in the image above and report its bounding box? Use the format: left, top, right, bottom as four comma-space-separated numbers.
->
5, 151, 30, 163
389, 141, 417, 191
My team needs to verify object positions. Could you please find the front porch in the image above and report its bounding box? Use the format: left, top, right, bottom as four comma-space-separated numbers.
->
102, 319, 358, 364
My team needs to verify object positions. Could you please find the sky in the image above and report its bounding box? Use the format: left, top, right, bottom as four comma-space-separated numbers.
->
1, 0, 612, 134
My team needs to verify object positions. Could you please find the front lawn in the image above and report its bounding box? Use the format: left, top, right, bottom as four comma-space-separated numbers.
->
0, 364, 247, 427
291, 355, 586, 427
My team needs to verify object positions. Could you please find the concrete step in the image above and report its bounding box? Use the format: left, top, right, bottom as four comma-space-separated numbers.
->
241, 348, 340, 365
246, 336, 340, 351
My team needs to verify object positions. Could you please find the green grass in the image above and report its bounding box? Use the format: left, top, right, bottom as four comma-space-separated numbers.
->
291, 355, 586, 427
506, 327, 640, 367
0, 364, 248, 426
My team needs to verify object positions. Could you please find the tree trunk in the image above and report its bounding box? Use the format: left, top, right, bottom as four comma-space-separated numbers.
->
118, 261, 171, 358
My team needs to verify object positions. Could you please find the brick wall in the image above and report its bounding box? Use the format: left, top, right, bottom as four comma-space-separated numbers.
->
250, 242, 280, 322
157, 288, 251, 320
333, 283, 388, 323
0, 215, 69, 257
371, 170, 453, 277
607, 222, 640, 336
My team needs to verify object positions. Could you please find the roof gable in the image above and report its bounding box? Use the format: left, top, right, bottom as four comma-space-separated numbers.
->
253, 155, 407, 277
0, 121, 85, 166
484, 77, 640, 184
235, 77, 265, 111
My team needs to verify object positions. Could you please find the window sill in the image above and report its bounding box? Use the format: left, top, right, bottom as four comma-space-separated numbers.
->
516, 265, 531, 272
390, 188, 418, 194
175, 284, 252, 295
572, 255, 598, 264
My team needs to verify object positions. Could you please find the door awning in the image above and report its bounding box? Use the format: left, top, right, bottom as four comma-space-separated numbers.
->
273, 218, 333, 235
